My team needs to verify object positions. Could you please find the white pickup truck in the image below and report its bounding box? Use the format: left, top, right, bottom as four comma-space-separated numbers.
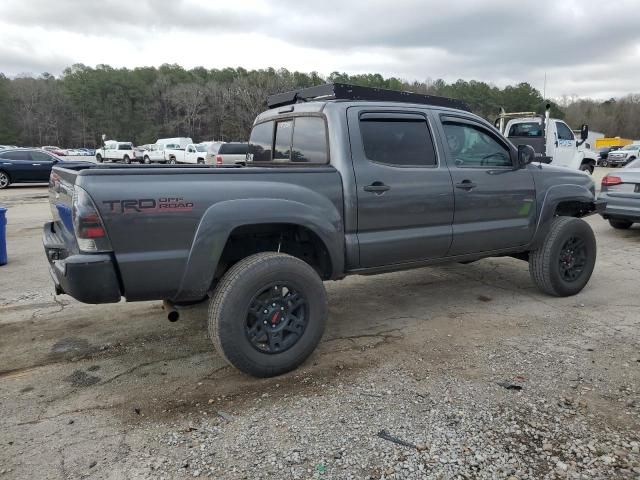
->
95, 141, 138, 164
498, 108, 597, 174
142, 137, 199, 164
165, 143, 208, 164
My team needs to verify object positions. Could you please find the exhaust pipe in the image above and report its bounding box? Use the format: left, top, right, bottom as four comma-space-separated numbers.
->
162, 300, 180, 322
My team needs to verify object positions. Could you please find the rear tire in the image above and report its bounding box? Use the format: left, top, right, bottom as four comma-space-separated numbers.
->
609, 219, 633, 230
197, 158, 205, 165
143, 156, 151, 164
0, 170, 10, 189
169, 157, 176, 164
208, 252, 327, 378
529, 217, 596, 297
96, 154, 103, 163
123, 155, 131, 164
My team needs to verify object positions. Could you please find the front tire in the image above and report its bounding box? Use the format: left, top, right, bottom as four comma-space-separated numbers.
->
601, 160, 609, 167
208, 252, 327, 378
96, 154, 103, 163
609, 219, 633, 230
580, 162, 594, 174
0, 170, 10, 189
529, 217, 596, 297
169, 157, 176, 164
143, 156, 151, 164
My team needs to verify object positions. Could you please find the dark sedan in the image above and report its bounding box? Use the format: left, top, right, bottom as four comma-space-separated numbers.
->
0, 149, 90, 189
599, 159, 640, 229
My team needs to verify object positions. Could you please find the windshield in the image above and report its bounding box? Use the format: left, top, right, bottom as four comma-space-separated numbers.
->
622, 144, 639, 151
196, 145, 206, 152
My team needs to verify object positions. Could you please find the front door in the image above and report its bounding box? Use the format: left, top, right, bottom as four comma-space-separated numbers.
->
439, 117, 536, 255
28, 150, 57, 181
552, 120, 577, 168
348, 108, 455, 268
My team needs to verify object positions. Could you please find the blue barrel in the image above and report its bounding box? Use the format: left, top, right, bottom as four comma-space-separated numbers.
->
0, 206, 7, 266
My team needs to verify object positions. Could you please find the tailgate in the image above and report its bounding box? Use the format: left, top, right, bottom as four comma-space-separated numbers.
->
48, 166, 80, 249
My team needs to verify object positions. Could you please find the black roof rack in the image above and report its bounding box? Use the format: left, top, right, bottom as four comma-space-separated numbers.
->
267, 82, 471, 112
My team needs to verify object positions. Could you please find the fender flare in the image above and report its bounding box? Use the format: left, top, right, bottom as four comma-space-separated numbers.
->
530, 184, 596, 249
173, 197, 344, 301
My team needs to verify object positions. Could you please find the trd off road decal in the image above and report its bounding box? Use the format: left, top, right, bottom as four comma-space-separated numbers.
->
103, 197, 194, 213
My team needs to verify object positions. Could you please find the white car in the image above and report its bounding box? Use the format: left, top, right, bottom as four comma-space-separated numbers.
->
96, 141, 137, 164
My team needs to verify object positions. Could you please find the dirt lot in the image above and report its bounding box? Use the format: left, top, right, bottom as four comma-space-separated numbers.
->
1, 172, 639, 480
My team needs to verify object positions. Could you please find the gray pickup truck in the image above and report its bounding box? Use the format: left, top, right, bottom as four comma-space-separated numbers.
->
44, 83, 604, 377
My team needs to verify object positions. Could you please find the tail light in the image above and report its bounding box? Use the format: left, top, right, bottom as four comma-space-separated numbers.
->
72, 186, 112, 252
602, 175, 622, 187
216, 155, 223, 165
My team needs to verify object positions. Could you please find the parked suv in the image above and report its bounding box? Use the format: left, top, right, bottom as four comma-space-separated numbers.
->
206, 142, 249, 165
44, 83, 604, 378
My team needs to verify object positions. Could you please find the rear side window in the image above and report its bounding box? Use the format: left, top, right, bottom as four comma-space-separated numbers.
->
0, 151, 30, 160
508, 122, 543, 137
360, 118, 437, 167
219, 143, 249, 155
118, 143, 133, 150
248, 122, 273, 162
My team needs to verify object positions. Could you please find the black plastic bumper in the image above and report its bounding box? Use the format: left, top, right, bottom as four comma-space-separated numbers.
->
43, 222, 121, 304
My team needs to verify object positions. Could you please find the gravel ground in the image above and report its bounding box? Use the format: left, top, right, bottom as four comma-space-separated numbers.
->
1, 175, 639, 479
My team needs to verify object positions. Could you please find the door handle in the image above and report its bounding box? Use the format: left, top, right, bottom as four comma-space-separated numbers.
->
455, 180, 477, 190
364, 182, 390, 194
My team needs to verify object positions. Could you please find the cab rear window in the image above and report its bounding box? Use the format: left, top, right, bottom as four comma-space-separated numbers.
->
248, 117, 328, 164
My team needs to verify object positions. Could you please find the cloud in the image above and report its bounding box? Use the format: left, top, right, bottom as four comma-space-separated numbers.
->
0, 0, 639, 99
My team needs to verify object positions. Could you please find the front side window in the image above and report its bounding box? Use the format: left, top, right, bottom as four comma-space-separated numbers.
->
555, 122, 575, 141
248, 121, 273, 162
443, 122, 512, 167
360, 117, 437, 167
118, 143, 133, 150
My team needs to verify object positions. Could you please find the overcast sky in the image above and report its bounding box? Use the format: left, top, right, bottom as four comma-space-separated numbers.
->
1, 0, 639, 99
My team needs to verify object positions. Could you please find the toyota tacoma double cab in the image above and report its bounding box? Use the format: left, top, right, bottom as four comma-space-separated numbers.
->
43, 83, 604, 378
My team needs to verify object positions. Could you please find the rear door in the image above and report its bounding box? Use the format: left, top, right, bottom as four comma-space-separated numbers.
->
0, 150, 32, 182
347, 107, 454, 268
438, 115, 536, 255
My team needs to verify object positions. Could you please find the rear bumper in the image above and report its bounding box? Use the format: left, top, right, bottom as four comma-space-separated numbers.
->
43, 222, 121, 304
598, 194, 640, 221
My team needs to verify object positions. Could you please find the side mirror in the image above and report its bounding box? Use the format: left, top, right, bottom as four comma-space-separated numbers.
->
517, 144, 536, 167
580, 124, 589, 141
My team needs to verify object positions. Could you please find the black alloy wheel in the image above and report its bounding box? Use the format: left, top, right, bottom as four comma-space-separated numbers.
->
245, 283, 308, 354
558, 236, 587, 282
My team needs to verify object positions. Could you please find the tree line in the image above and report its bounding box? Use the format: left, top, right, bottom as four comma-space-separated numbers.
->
0, 64, 638, 147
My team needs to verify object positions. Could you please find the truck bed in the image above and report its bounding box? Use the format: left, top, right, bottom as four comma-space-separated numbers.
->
48, 164, 345, 302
